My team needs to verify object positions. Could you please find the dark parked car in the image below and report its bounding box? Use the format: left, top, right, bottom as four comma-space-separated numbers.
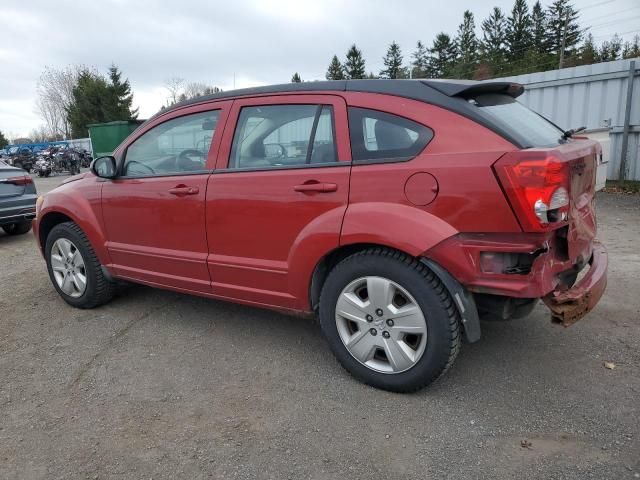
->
7, 147, 35, 172
33, 79, 607, 392
0, 160, 37, 235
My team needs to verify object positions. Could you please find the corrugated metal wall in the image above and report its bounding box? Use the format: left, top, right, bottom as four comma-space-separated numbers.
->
494, 58, 640, 180
495, 58, 639, 131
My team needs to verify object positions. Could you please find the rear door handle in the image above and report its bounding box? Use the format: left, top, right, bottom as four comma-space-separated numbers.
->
168, 185, 199, 196
293, 182, 338, 193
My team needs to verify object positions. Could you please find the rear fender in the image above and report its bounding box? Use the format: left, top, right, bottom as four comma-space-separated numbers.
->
340, 202, 458, 256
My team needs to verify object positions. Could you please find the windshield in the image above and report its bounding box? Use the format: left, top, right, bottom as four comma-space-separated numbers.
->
470, 93, 565, 148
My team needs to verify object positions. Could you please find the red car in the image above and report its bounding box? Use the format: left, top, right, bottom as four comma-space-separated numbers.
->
33, 80, 607, 392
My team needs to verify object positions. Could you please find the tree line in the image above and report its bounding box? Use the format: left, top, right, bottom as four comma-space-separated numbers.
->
302, 0, 640, 82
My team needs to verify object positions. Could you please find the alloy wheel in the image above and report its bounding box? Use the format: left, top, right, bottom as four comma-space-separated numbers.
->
50, 238, 87, 298
335, 276, 428, 374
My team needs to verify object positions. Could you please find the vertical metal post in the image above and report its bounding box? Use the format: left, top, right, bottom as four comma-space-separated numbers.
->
619, 60, 636, 182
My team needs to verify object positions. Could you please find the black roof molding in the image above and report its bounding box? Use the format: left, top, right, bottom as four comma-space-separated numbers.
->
152, 79, 528, 148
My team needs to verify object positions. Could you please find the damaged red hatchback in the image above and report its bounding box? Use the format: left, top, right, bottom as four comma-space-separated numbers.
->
33, 79, 607, 392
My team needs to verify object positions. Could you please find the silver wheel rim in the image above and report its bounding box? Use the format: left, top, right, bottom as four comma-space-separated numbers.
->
50, 238, 87, 298
335, 276, 428, 374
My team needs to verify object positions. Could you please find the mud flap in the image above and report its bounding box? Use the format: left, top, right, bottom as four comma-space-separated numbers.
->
421, 258, 481, 343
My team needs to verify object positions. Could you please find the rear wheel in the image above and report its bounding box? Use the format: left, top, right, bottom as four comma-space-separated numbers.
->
2, 221, 32, 235
45, 222, 115, 308
319, 248, 461, 392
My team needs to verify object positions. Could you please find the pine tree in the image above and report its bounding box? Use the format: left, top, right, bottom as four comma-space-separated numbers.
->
106, 65, 138, 120
598, 34, 623, 62
546, 0, 582, 60
429, 33, 457, 78
0, 130, 8, 149
344, 44, 366, 79
578, 33, 598, 65
480, 7, 507, 76
411, 41, 430, 78
380, 42, 406, 79
506, 0, 532, 63
531, 1, 548, 54
291, 72, 302, 83
326, 55, 345, 80
622, 35, 640, 59
453, 10, 478, 79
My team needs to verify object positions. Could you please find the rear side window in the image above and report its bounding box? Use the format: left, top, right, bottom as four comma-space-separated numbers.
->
348, 108, 433, 162
229, 104, 337, 169
470, 94, 565, 147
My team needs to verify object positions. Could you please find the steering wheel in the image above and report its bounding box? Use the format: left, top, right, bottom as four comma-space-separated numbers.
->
177, 149, 205, 171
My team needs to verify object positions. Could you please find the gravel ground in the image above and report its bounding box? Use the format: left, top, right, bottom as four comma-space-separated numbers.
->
0, 173, 639, 479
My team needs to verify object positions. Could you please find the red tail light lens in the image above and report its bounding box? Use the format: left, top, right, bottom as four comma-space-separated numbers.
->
6, 175, 33, 186
493, 152, 570, 232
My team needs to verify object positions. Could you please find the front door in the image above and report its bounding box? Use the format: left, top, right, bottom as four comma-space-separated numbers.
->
206, 95, 351, 309
101, 102, 230, 292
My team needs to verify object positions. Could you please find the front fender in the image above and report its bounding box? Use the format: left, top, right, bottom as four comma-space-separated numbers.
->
36, 179, 111, 267
340, 202, 458, 256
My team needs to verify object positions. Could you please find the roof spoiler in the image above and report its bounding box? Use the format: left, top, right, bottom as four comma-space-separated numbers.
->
420, 80, 525, 98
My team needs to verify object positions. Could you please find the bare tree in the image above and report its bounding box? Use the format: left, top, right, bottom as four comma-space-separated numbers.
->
30, 125, 51, 143
164, 77, 185, 105
35, 65, 83, 139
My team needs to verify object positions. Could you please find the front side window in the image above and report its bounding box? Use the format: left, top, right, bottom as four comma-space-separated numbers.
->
229, 104, 337, 169
123, 110, 220, 177
348, 107, 433, 162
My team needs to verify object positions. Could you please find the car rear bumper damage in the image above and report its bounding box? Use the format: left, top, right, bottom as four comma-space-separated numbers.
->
542, 241, 607, 326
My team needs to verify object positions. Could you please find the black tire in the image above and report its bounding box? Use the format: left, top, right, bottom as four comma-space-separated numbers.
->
319, 248, 461, 393
45, 222, 115, 308
2, 221, 32, 235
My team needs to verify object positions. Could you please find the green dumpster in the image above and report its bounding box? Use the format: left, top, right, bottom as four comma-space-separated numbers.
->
87, 120, 145, 158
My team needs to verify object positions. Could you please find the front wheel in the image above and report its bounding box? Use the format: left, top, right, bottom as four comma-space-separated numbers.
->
319, 248, 461, 393
45, 222, 115, 308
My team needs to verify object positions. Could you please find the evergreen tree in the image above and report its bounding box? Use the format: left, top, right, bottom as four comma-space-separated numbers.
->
598, 34, 623, 62
106, 65, 138, 120
546, 0, 582, 60
480, 7, 508, 75
365, 72, 378, 79
344, 44, 366, 79
622, 35, 640, 59
380, 42, 406, 79
326, 55, 345, 80
531, 1, 548, 54
578, 33, 598, 65
0, 130, 8, 149
411, 41, 430, 78
67, 69, 112, 138
429, 33, 457, 78
453, 10, 478, 79
506, 0, 532, 62
291, 72, 302, 83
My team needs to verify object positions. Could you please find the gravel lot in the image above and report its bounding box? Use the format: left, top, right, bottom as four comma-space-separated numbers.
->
1, 173, 639, 479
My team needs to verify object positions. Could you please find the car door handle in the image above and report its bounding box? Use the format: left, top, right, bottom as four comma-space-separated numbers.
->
168, 185, 199, 196
293, 182, 338, 193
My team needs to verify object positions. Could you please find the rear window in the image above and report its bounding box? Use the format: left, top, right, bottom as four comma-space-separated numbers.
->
470, 94, 564, 148
348, 108, 433, 162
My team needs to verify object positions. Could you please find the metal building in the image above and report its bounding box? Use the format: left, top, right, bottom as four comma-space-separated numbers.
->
495, 58, 640, 181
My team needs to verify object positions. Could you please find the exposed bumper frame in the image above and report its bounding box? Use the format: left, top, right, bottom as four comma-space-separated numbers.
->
542, 242, 608, 326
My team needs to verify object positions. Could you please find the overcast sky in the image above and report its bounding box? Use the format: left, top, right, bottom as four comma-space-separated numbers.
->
1, 0, 637, 138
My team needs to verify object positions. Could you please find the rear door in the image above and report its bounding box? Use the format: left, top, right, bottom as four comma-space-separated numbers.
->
206, 94, 351, 309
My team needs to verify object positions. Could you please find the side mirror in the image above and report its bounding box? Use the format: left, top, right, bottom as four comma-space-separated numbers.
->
90, 156, 117, 179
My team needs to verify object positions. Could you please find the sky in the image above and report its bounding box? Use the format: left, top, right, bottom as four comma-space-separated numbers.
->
1, 0, 637, 138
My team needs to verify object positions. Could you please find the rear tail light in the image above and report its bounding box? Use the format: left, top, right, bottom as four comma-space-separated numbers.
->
5, 176, 33, 186
493, 152, 570, 232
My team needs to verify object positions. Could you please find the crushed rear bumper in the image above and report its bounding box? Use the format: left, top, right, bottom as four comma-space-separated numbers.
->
542, 242, 607, 326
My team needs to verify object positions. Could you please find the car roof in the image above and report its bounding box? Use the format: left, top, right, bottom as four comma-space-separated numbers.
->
159, 79, 523, 116
152, 79, 527, 148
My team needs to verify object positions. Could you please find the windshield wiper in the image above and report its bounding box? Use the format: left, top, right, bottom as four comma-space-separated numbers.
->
562, 126, 587, 140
